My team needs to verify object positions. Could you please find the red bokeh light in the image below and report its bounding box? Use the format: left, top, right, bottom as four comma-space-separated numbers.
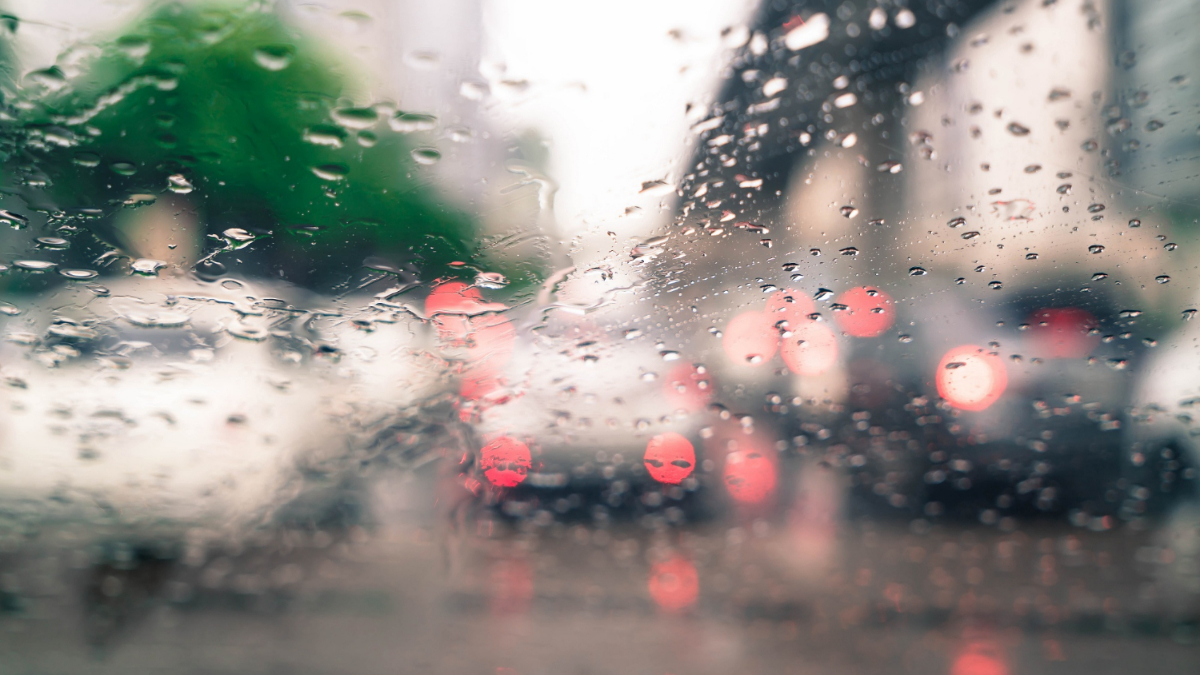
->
723, 446, 778, 504
648, 556, 699, 612
480, 436, 532, 488
936, 345, 1008, 411
950, 642, 1009, 675
1028, 307, 1098, 359
722, 311, 778, 366
780, 321, 839, 375
835, 286, 894, 337
426, 281, 516, 399
765, 289, 816, 330
662, 363, 715, 412
643, 432, 696, 485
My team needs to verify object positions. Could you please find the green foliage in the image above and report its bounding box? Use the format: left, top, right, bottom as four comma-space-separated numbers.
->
8, 0, 484, 285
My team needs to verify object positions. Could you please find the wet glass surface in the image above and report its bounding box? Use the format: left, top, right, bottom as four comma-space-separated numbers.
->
0, 0, 1198, 672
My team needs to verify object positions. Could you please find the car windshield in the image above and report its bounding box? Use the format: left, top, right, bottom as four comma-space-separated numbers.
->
0, 0, 1198, 672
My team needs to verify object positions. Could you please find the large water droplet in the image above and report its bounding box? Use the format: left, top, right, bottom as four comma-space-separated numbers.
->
1007, 122, 1031, 136
0, 210, 29, 229
411, 148, 442, 165
331, 107, 379, 130
130, 259, 166, 276
167, 173, 194, 194
391, 112, 437, 133
1088, 245, 1105, 254
312, 164, 349, 181
35, 237, 69, 249
253, 44, 295, 71
909, 266, 927, 276
60, 268, 98, 280
14, 260, 55, 271
1156, 275, 1171, 284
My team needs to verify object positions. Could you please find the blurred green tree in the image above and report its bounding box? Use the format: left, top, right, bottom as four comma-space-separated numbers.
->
4, 0, 509, 289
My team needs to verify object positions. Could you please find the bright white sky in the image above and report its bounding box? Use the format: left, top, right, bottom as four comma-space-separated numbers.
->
480, 0, 756, 240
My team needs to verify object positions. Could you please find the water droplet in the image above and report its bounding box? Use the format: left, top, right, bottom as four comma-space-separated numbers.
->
194, 260, 227, 279
1056, 183, 1072, 195
476, 272, 508, 289
961, 231, 981, 240
761, 284, 778, 293
945, 361, 966, 370
1088, 203, 1106, 213
35, 236, 69, 249
1128, 218, 1141, 227
14, 260, 55, 271
312, 164, 349, 181
868, 218, 885, 226
1091, 272, 1108, 281
1156, 275, 1170, 284
1025, 252, 1039, 260
411, 148, 441, 165
1007, 122, 1031, 136
814, 288, 835, 301
954, 277, 966, 285
1119, 309, 1142, 318
110, 162, 137, 176
1143, 337, 1158, 347
1088, 245, 1105, 254
228, 323, 269, 341
60, 268, 98, 280
839, 247, 859, 256
898, 334, 913, 343
0, 210, 29, 229
1145, 120, 1164, 131
1024, 164, 1042, 173
988, 280, 1003, 290
909, 267, 927, 276
947, 217, 966, 228
1165, 242, 1178, 251
253, 44, 295, 71
222, 228, 255, 243
25, 66, 66, 91
809, 248, 821, 257
839, 205, 859, 218
66, 154, 96, 174
130, 259, 166, 276
329, 108, 377, 131
391, 112, 438, 133
0, 301, 19, 315
1183, 309, 1197, 321
1106, 358, 1128, 371
167, 173, 194, 194
661, 351, 681, 362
